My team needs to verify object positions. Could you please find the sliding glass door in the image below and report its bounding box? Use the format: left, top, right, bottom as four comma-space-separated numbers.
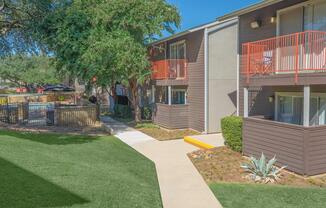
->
277, 96, 303, 125
277, 93, 326, 126
304, 1, 326, 31
169, 41, 186, 79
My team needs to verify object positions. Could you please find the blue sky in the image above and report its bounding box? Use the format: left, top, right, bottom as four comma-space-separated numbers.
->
165, 0, 260, 36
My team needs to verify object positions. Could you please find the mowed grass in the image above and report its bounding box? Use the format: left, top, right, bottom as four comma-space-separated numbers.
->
210, 183, 326, 208
0, 130, 162, 208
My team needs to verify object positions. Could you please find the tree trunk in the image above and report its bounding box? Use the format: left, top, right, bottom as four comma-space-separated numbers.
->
129, 78, 141, 123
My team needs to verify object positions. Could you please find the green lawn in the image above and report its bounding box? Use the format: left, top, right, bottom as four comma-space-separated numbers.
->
210, 183, 326, 208
0, 130, 162, 208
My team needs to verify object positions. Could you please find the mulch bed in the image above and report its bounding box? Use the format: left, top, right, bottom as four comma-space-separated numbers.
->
137, 127, 200, 141
188, 146, 326, 187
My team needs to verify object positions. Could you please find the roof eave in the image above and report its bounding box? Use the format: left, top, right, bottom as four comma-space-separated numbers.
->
217, 0, 284, 21
149, 17, 238, 46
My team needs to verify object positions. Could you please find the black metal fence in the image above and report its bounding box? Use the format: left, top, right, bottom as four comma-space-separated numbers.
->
0, 102, 99, 127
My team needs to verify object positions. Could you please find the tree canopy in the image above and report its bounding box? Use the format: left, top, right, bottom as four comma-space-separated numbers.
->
40, 0, 180, 121
0, 55, 60, 89
0, 0, 56, 56
0, 0, 180, 121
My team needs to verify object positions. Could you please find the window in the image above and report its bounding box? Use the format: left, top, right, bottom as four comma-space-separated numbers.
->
170, 41, 186, 60
156, 86, 168, 104
278, 0, 326, 35
304, 1, 326, 31
172, 89, 187, 105
276, 93, 326, 126
169, 41, 186, 79
277, 96, 303, 125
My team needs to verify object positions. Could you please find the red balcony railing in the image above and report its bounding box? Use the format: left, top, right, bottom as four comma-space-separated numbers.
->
151, 59, 187, 80
242, 31, 326, 83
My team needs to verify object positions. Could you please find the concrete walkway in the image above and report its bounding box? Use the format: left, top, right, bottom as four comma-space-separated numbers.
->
102, 117, 223, 208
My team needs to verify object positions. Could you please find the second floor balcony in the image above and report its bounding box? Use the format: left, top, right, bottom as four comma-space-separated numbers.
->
151, 59, 188, 80
242, 31, 326, 84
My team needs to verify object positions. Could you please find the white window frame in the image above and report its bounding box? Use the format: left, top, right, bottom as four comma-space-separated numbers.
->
276, 0, 325, 36
169, 40, 186, 60
275, 91, 326, 123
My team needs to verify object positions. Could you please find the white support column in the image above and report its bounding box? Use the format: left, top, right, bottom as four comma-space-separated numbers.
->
151, 85, 155, 104
303, 85, 310, 127
168, 86, 172, 105
244, 87, 249, 118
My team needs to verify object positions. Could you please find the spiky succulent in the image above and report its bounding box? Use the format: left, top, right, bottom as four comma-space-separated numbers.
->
241, 153, 286, 184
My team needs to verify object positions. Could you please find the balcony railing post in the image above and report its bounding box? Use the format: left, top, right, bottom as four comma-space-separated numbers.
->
240, 31, 326, 84
295, 33, 300, 83
165, 60, 168, 79
246, 43, 250, 84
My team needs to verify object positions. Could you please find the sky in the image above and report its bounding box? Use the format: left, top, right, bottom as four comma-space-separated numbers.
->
164, 0, 260, 36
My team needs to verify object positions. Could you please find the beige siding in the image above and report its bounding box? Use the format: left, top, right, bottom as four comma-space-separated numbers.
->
153, 104, 189, 129
307, 126, 326, 175
238, 0, 307, 116
151, 30, 205, 132
187, 31, 205, 132
243, 117, 326, 176
243, 117, 305, 174
207, 20, 238, 133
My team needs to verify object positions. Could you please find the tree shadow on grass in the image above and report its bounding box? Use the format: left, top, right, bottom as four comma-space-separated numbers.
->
0, 157, 89, 208
0, 130, 100, 145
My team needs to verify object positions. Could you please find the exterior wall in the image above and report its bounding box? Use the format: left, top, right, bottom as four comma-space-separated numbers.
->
187, 30, 205, 132
306, 126, 326, 175
238, 0, 307, 116
151, 30, 205, 132
207, 20, 238, 133
153, 103, 189, 129
243, 117, 326, 176
247, 85, 326, 118
238, 0, 306, 49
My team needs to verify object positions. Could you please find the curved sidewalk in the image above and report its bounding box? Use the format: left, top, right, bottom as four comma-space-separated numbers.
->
102, 117, 223, 208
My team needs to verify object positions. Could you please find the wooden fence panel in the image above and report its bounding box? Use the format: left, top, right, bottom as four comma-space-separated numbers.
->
55, 106, 98, 127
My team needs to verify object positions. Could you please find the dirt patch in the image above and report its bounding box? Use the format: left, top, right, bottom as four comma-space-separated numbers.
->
188, 146, 326, 188
0, 122, 110, 136
115, 120, 201, 141
138, 127, 200, 141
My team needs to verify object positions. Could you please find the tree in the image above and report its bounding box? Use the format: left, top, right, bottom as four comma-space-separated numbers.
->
0, 55, 60, 90
0, 0, 57, 56
40, 0, 180, 121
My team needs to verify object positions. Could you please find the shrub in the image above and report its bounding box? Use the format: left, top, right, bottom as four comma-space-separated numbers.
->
114, 104, 132, 118
221, 116, 243, 152
57, 95, 65, 101
141, 106, 152, 120
241, 153, 286, 184
135, 122, 159, 129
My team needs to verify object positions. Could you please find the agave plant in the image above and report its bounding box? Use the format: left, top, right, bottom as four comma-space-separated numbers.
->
241, 153, 286, 184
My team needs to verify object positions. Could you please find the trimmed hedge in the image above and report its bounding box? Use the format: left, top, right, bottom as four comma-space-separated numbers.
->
221, 116, 243, 152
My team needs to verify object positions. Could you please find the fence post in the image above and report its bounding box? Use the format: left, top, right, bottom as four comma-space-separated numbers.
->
96, 104, 100, 121
6, 97, 9, 124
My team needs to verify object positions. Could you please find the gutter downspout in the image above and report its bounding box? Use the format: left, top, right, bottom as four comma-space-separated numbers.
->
236, 17, 240, 116
204, 28, 209, 134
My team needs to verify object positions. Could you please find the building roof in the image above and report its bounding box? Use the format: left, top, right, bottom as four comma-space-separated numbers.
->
217, 0, 284, 21
150, 17, 238, 46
